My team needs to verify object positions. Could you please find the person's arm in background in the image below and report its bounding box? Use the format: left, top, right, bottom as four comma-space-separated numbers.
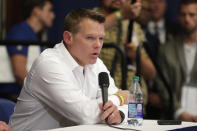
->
0, 121, 11, 131
104, 0, 142, 30
178, 112, 197, 122
7, 45, 28, 87
125, 44, 156, 80
140, 49, 156, 80
10, 54, 27, 87
147, 44, 169, 109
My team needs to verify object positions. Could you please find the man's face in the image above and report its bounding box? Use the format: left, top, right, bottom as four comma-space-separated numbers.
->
37, 1, 55, 28
102, 0, 127, 11
178, 4, 197, 34
136, 0, 152, 26
150, 0, 166, 21
67, 18, 105, 66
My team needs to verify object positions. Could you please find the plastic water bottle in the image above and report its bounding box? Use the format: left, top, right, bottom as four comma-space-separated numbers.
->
127, 76, 143, 126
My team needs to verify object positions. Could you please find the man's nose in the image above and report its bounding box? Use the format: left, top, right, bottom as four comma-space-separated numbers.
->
184, 15, 191, 22
95, 39, 102, 48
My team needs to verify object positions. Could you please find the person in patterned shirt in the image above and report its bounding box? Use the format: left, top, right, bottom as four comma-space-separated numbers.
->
97, 0, 156, 115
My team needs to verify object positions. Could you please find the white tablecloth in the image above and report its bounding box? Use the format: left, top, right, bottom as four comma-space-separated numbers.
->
37, 120, 197, 131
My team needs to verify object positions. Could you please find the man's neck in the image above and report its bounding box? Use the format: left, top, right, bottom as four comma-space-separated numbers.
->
26, 17, 43, 34
184, 30, 197, 46
65, 44, 86, 67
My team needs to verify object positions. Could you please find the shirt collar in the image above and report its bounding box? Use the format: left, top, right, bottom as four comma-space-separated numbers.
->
148, 19, 165, 34
55, 41, 80, 71
157, 19, 165, 29
55, 41, 96, 71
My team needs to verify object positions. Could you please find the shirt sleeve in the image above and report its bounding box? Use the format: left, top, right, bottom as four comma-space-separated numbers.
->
7, 45, 28, 56
5, 24, 35, 57
5, 29, 29, 56
29, 59, 101, 124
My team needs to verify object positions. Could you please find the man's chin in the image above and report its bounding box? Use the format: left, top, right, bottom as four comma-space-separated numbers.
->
44, 24, 53, 29
183, 28, 196, 34
89, 59, 98, 65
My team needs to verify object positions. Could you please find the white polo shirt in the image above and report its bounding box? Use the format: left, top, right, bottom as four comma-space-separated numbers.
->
9, 42, 125, 131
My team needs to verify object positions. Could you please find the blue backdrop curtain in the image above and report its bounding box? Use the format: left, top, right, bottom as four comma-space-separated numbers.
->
48, 0, 100, 41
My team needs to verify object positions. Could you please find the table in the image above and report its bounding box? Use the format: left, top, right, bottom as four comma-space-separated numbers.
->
38, 120, 197, 131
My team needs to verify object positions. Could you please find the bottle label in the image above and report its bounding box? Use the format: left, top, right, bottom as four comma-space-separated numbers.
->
128, 103, 143, 118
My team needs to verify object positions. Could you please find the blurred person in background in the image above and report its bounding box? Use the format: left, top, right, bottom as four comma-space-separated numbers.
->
0, 0, 55, 101
144, 0, 179, 62
140, 0, 179, 119
135, 0, 152, 28
96, 0, 156, 116
156, 0, 197, 122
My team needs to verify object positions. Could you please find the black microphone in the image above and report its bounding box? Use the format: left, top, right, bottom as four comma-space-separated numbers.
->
99, 72, 109, 122
99, 72, 109, 106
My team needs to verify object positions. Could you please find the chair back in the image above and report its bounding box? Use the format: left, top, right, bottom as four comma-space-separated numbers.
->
101, 43, 127, 90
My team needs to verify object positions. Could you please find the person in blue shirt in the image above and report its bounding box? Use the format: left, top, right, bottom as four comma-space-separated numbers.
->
1, 0, 55, 101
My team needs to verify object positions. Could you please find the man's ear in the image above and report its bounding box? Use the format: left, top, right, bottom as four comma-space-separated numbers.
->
31, 6, 42, 17
63, 31, 72, 45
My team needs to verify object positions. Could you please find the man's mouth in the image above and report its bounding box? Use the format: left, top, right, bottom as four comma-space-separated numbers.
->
91, 53, 99, 58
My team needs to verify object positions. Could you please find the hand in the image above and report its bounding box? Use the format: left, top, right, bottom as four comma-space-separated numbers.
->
117, 89, 129, 104
0, 121, 11, 131
179, 112, 197, 122
125, 43, 138, 60
120, 0, 142, 20
99, 101, 122, 125
193, 116, 197, 122
148, 92, 163, 108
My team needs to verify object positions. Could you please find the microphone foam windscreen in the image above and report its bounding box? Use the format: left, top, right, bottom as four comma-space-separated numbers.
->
98, 72, 109, 88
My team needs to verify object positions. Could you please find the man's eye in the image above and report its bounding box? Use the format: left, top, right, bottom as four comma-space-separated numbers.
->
189, 13, 196, 17
87, 37, 94, 40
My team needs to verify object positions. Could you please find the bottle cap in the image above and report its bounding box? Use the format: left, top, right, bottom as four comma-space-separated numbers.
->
133, 76, 140, 82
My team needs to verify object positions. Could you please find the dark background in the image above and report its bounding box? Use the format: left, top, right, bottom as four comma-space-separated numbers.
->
48, 0, 100, 41
6, 0, 180, 41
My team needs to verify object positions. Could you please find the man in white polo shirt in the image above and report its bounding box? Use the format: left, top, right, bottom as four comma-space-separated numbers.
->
9, 8, 128, 130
